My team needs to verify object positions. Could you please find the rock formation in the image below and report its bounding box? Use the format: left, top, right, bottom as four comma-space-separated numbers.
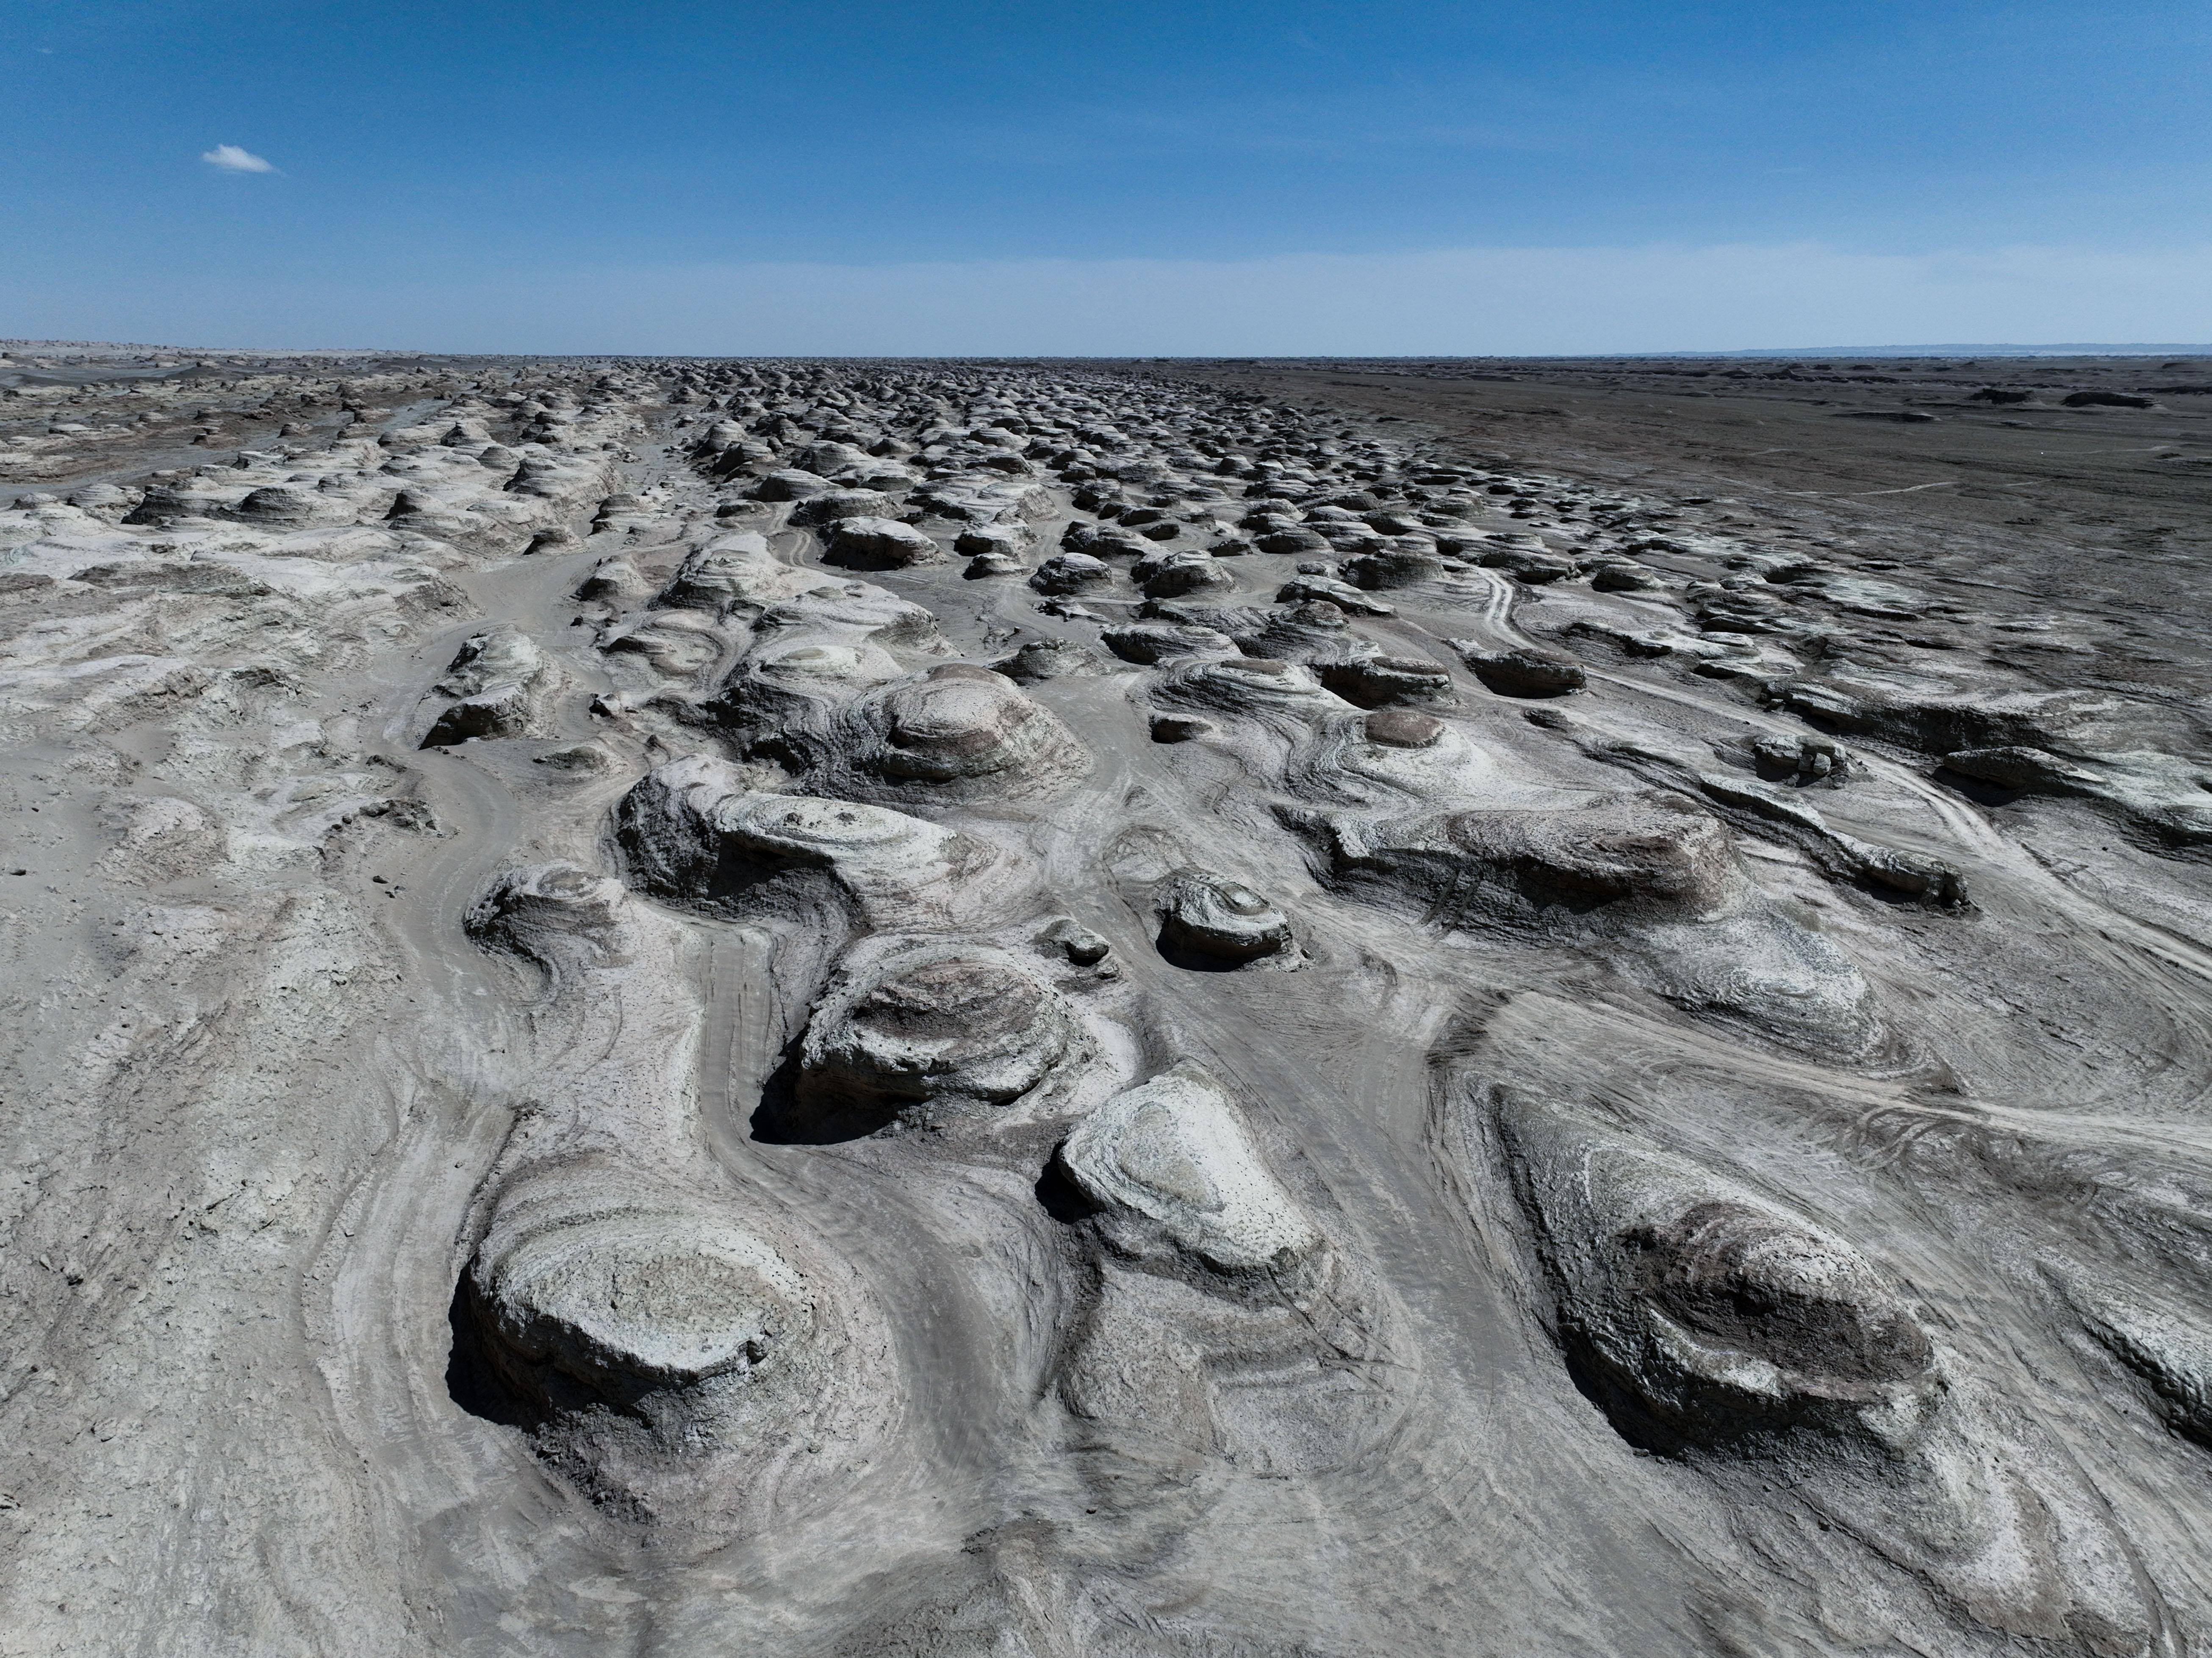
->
3, 347, 2210, 1656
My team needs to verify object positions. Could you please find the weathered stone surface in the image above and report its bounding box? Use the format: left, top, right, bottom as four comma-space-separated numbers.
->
7, 349, 2207, 1658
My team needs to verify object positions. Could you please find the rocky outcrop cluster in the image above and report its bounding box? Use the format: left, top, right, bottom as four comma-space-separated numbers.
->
6, 349, 2210, 1657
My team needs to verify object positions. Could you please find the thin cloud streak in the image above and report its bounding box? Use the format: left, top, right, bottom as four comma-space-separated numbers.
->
9, 241, 2209, 355
383, 242, 2212, 355
201, 144, 275, 173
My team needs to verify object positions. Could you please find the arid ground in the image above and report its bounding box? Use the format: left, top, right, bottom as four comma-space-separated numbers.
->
4, 344, 2210, 1657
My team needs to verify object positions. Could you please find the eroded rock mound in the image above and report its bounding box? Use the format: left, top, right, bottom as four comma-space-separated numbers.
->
1155, 867, 1297, 966
419, 626, 550, 745
613, 754, 1010, 927
849, 664, 1091, 799
466, 1178, 813, 1408
1294, 793, 1874, 1047
823, 515, 946, 569
1491, 1093, 2159, 1650
1498, 1097, 1935, 1448
794, 941, 1086, 1132
1056, 1063, 1323, 1278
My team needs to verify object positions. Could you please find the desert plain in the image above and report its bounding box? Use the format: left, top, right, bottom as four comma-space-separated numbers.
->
3, 342, 2212, 1656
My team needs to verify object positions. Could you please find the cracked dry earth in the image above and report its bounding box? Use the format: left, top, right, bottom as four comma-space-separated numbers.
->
5, 350, 2212, 1658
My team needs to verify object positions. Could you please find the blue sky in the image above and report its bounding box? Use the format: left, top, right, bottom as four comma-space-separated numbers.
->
5, 2, 2208, 352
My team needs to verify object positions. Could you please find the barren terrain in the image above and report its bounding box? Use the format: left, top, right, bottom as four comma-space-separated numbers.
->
4, 344, 2212, 1657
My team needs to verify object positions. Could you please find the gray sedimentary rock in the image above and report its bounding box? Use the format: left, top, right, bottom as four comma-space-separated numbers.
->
1499, 1097, 1937, 1448
1057, 1063, 1324, 1277
993, 637, 1104, 682
1454, 641, 1587, 696
466, 1172, 813, 1406
831, 663, 1092, 801
791, 487, 901, 528
754, 466, 832, 500
1133, 549, 1234, 598
822, 515, 947, 569
1028, 550, 1110, 594
795, 939, 1086, 1130
1156, 867, 1295, 965
1492, 1095, 2158, 1651
1316, 652, 1457, 707
1294, 793, 1874, 1048
614, 755, 1007, 927
10, 350, 2209, 1658
419, 627, 549, 745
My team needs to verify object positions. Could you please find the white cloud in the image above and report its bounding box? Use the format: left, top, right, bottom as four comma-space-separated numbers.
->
201, 144, 275, 174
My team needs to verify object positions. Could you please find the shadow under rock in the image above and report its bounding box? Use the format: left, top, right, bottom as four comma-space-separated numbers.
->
444, 1278, 544, 1433
746, 1034, 905, 1146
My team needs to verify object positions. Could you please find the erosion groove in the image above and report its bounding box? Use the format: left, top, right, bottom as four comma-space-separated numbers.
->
3, 350, 2211, 1656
